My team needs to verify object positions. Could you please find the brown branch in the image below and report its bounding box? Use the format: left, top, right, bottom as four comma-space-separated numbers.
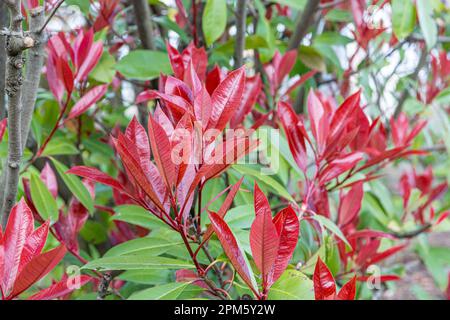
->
287, 0, 321, 51
390, 223, 432, 239
0, 0, 34, 226
131, 0, 155, 50
234, 0, 247, 67
38, 0, 65, 33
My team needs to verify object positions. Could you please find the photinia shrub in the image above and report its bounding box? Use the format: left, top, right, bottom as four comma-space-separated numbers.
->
0, 0, 449, 301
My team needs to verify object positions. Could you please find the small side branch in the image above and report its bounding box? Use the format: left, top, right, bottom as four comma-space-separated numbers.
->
234, 0, 247, 67
287, 0, 321, 51
131, 0, 156, 50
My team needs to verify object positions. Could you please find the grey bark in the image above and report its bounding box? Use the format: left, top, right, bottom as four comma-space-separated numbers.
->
0, 2, 7, 118
1, 0, 35, 226
20, 7, 45, 149
234, 0, 247, 67
131, 0, 155, 50
287, 0, 320, 51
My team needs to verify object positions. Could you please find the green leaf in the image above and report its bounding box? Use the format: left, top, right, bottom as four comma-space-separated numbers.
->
417, 0, 438, 49
42, 138, 79, 156
104, 237, 184, 257
314, 32, 353, 46
128, 282, 203, 300
118, 269, 171, 285
311, 215, 351, 248
392, 0, 416, 40
30, 173, 58, 223
268, 270, 314, 300
83, 256, 195, 271
115, 50, 172, 80
298, 46, 326, 72
112, 205, 169, 230
272, 0, 306, 10
202, 0, 227, 46
52, 158, 94, 214
434, 87, 450, 105
325, 9, 352, 22
79, 220, 108, 244
233, 164, 295, 202
90, 52, 116, 83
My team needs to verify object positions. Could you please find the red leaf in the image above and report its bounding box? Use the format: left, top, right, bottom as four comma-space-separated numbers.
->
250, 184, 280, 287
202, 177, 244, 242
19, 221, 50, 274
208, 67, 246, 132
277, 50, 297, 84
67, 166, 125, 192
329, 90, 361, 141
1, 200, 34, 296
268, 206, 299, 286
230, 74, 262, 129
66, 84, 108, 120
58, 57, 74, 94
205, 65, 222, 95
313, 257, 336, 300
125, 117, 152, 169
9, 245, 67, 299
319, 152, 364, 184
308, 90, 329, 153
336, 276, 357, 300
356, 274, 401, 282
364, 244, 408, 267
28, 275, 92, 300
115, 134, 164, 211
208, 212, 257, 294
0, 118, 7, 143
148, 115, 176, 192
166, 41, 185, 79
278, 101, 309, 172
40, 162, 58, 198
338, 182, 363, 227
75, 41, 103, 83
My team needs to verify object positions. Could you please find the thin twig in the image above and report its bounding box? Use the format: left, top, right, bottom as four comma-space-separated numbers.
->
234, 0, 247, 67
38, 0, 65, 33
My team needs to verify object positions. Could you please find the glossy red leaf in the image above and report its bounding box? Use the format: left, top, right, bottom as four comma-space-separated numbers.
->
75, 41, 103, 83
277, 50, 297, 84
67, 166, 125, 192
0, 118, 7, 143
114, 135, 164, 210
250, 184, 280, 285
230, 74, 262, 129
336, 276, 357, 300
278, 101, 309, 172
313, 257, 336, 300
148, 115, 176, 192
1, 199, 34, 296
66, 84, 108, 120
268, 206, 299, 286
28, 275, 92, 300
363, 244, 408, 267
10, 245, 67, 298
208, 212, 257, 293
208, 67, 246, 132
308, 90, 329, 153
203, 177, 244, 242
205, 65, 222, 95
40, 162, 58, 199
319, 152, 364, 184
18, 221, 49, 274
58, 57, 74, 94
338, 182, 363, 227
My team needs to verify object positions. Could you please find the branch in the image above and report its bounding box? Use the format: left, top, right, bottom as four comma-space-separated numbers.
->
38, 0, 65, 33
131, 0, 155, 50
21, 6, 45, 151
0, 0, 32, 226
393, 46, 427, 118
234, 0, 247, 67
0, 2, 8, 118
287, 0, 321, 51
